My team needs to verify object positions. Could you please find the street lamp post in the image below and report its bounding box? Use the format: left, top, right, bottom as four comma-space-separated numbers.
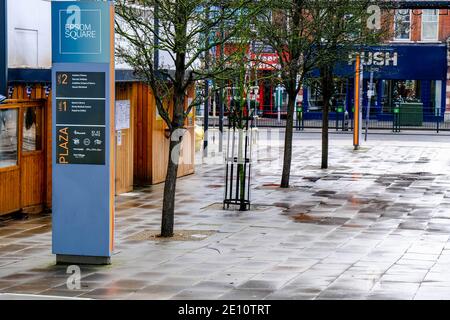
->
275, 84, 283, 124
153, 4, 159, 72
353, 54, 363, 150
365, 70, 374, 141
0, 0, 7, 100
218, 5, 225, 152
203, 8, 210, 157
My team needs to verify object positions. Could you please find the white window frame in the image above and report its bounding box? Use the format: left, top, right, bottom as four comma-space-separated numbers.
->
421, 9, 439, 41
394, 9, 411, 41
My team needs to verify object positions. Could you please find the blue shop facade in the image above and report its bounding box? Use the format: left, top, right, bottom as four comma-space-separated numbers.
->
302, 44, 448, 122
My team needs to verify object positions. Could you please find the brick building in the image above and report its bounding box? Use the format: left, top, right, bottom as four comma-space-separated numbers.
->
299, 8, 450, 123
387, 8, 450, 122
220, 7, 450, 124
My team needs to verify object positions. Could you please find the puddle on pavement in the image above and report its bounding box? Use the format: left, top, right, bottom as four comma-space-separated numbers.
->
255, 184, 307, 192
291, 213, 317, 222
206, 184, 223, 188
312, 190, 337, 197
288, 213, 350, 226
261, 183, 281, 188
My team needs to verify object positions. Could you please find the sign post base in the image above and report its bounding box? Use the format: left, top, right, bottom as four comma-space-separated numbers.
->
56, 255, 111, 266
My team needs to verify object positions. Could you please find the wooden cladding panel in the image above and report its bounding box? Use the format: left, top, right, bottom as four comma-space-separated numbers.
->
134, 83, 144, 184
151, 103, 170, 185
115, 84, 134, 195
45, 94, 52, 208
133, 83, 153, 185
177, 126, 195, 179
20, 153, 45, 208
132, 82, 195, 185
0, 169, 21, 214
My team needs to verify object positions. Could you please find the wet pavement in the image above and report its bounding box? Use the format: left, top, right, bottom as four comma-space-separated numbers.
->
1, 131, 450, 300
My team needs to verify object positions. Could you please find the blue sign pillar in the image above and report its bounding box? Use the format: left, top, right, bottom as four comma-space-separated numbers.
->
51, 1, 115, 265
0, 0, 7, 99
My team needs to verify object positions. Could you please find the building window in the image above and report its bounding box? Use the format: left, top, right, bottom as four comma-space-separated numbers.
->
22, 107, 43, 152
307, 80, 323, 112
381, 80, 421, 113
421, 9, 439, 41
307, 78, 347, 112
430, 80, 442, 116
0, 109, 19, 168
394, 9, 411, 41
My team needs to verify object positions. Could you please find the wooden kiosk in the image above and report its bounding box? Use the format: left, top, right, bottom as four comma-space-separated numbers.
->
0, 80, 196, 216
0, 86, 52, 215
116, 81, 195, 188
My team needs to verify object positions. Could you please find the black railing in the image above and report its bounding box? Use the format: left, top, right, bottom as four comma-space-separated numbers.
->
198, 111, 450, 133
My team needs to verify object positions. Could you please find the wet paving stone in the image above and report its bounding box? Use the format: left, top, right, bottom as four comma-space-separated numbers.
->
103, 279, 150, 290
170, 288, 228, 300
218, 289, 274, 300
1, 133, 450, 299
79, 287, 136, 299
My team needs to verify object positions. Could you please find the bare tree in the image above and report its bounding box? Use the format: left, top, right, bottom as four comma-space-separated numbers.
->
254, 1, 328, 188
312, 0, 390, 169
255, 0, 390, 186
115, 0, 257, 237
213, 22, 269, 211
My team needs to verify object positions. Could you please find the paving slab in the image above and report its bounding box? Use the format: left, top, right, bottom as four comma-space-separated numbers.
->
0, 131, 450, 299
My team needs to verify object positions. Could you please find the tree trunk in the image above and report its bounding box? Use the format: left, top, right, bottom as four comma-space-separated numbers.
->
280, 91, 297, 188
161, 136, 181, 237
321, 103, 329, 169
321, 66, 332, 170
160, 16, 186, 237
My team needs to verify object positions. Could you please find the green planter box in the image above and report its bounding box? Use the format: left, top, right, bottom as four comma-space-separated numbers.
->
399, 102, 423, 126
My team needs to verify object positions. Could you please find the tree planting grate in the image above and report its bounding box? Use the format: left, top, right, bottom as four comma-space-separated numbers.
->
127, 230, 216, 242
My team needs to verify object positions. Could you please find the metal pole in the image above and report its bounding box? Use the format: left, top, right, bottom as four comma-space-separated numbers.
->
203, 8, 210, 156
153, 4, 159, 72
353, 54, 363, 150
276, 85, 281, 124
301, 108, 304, 130
437, 108, 440, 133
0, 0, 7, 99
218, 10, 224, 152
203, 82, 209, 156
336, 107, 339, 131
365, 71, 374, 142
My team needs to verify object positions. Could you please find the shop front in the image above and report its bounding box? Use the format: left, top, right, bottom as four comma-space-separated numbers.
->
302, 44, 448, 123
